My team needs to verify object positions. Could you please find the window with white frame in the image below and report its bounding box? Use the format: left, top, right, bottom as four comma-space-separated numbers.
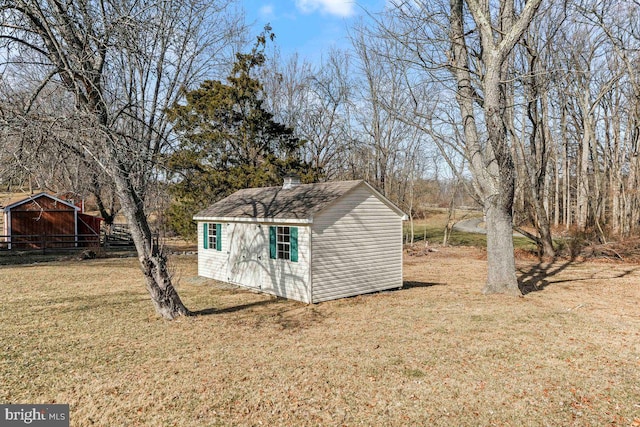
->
269, 225, 298, 262
203, 223, 221, 251
277, 226, 290, 260
208, 223, 217, 250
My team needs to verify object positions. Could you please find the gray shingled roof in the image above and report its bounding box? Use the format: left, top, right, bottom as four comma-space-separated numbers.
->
194, 180, 364, 221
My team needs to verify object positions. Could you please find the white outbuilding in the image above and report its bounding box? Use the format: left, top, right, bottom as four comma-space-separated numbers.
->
193, 178, 407, 303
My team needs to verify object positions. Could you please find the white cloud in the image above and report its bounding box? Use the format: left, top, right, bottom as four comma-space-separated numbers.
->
295, 0, 356, 17
259, 4, 275, 18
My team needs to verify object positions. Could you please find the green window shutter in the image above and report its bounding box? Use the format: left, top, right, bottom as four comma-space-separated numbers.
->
269, 226, 276, 259
216, 223, 222, 251
290, 227, 298, 262
203, 223, 209, 249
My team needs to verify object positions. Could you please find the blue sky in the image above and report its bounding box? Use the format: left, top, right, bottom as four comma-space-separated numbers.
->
242, 0, 387, 61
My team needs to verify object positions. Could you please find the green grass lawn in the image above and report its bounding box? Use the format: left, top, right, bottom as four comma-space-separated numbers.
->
404, 209, 539, 252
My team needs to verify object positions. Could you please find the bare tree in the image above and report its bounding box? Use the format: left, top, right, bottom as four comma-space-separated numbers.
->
261, 48, 355, 180
584, 0, 640, 237
538, 1, 640, 241
350, 23, 430, 216
373, 0, 541, 294
0, 0, 243, 318
508, 4, 566, 258
0, 90, 121, 224
304, 49, 356, 180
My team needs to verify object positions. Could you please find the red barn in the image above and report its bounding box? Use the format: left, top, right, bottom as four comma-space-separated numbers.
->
1, 193, 101, 250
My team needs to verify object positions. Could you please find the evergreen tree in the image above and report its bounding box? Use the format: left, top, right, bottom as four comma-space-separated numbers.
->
166, 30, 318, 238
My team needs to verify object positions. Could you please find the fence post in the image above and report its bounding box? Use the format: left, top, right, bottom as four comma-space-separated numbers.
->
41, 234, 46, 255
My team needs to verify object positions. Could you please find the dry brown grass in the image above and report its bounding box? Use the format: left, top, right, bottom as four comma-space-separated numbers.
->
1, 248, 639, 426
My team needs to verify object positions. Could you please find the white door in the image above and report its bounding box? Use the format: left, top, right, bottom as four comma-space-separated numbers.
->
226, 223, 267, 288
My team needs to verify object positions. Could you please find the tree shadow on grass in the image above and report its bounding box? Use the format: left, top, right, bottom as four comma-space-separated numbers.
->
190, 297, 326, 330
518, 258, 639, 295
518, 259, 576, 294
189, 298, 285, 316
191, 281, 446, 316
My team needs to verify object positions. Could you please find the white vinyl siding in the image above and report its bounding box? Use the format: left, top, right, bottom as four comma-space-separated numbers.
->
226, 223, 266, 288
310, 185, 403, 303
263, 225, 310, 302
198, 221, 311, 303
197, 222, 228, 281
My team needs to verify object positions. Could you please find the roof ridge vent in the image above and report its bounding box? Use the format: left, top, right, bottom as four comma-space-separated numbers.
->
283, 174, 301, 190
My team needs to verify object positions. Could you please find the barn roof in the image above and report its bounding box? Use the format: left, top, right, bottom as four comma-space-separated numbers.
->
1, 192, 79, 212
194, 180, 405, 223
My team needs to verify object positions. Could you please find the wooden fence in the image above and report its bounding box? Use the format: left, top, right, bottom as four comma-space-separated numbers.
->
0, 228, 157, 254
0, 234, 101, 253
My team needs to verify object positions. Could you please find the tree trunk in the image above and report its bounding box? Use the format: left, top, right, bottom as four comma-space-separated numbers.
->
443, 183, 458, 247
113, 171, 190, 319
539, 92, 556, 257
562, 107, 571, 228
482, 97, 520, 294
484, 202, 519, 295
554, 145, 560, 228
448, 0, 541, 296
91, 172, 118, 227
534, 200, 556, 258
